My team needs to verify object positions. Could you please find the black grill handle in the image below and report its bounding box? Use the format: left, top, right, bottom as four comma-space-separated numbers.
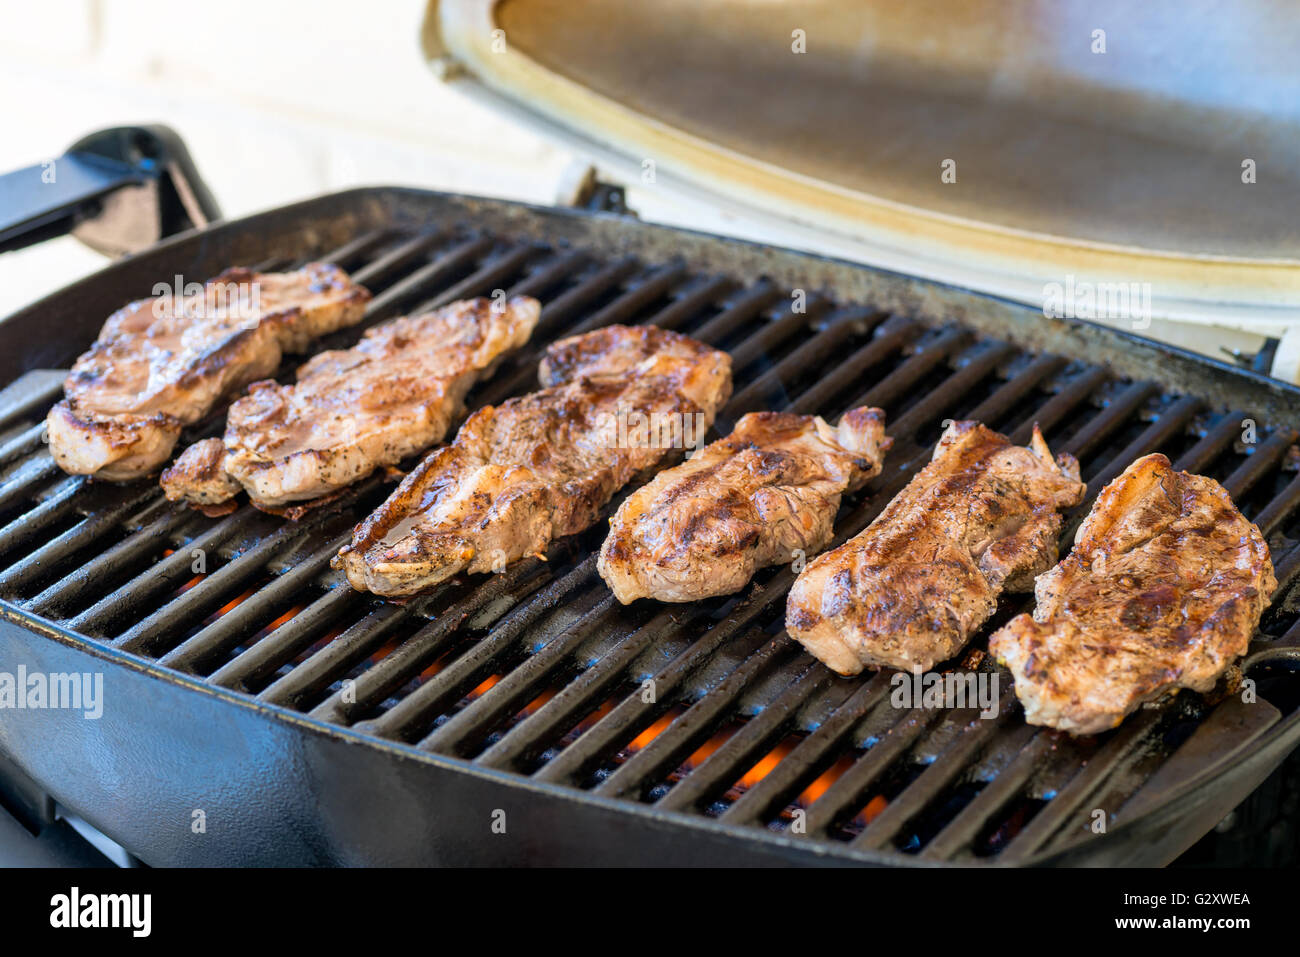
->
0, 124, 221, 257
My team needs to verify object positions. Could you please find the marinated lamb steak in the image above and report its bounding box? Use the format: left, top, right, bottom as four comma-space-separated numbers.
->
598, 407, 890, 603
988, 453, 1275, 735
161, 296, 540, 508
336, 325, 733, 597
48, 264, 370, 480
785, 420, 1086, 674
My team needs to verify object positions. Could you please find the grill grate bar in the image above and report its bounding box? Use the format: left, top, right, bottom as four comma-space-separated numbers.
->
0, 372, 65, 433
359, 556, 601, 741
67, 505, 258, 635
473, 603, 712, 770
0, 475, 83, 558
849, 326, 972, 412
0, 485, 157, 594
472, 257, 643, 408
250, 256, 293, 272
1082, 395, 1203, 499
726, 300, 830, 374
1254, 470, 1300, 537
787, 319, 920, 416
316, 227, 396, 269
0, 423, 46, 469
1007, 366, 1111, 445
723, 307, 884, 420
532, 579, 800, 787
529, 257, 641, 339
158, 532, 351, 673
562, 262, 690, 338
919, 726, 1050, 861
349, 230, 449, 287
589, 634, 800, 797
998, 709, 1163, 863
109, 484, 372, 655
802, 709, 941, 837
111, 514, 327, 655
1221, 428, 1299, 501
720, 673, 891, 826
1269, 540, 1300, 598
504, 249, 590, 299
963, 354, 1068, 427
850, 690, 1019, 851
1174, 410, 1248, 473
642, 275, 736, 331
886, 341, 1016, 440
689, 281, 781, 345
258, 601, 414, 708
655, 661, 835, 813
1062, 381, 1159, 459
0, 453, 60, 515
417, 595, 622, 754
413, 245, 543, 313
1113, 696, 1282, 829
208, 584, 363, 691
23, 501, 187, 615
362, 236, 495, 321
311, 557, 552, 724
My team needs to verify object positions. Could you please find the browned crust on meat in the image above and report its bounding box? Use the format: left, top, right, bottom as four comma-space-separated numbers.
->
336, 325, 733, 597
49, 263, 369, 480
47, 399, 183, 480
988, 453, 1275, 735
161, 437, 241, 504
162, 296, 540, 509
253, 484, 353, 521
538, 323, 718, 386
597, 407, 891, 603
785, 420, 1086, 675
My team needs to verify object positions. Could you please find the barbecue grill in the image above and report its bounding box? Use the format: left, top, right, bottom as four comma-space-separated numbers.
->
1, 186, 1299, 866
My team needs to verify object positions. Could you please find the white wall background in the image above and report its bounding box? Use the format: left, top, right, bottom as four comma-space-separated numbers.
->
0, 0, 766, 311
0, 0, 585, 312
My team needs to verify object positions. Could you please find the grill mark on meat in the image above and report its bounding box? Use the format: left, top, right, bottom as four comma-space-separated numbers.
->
48, 263, 370, 480
989, 453, 1275, 735
785, 420, 1086, 675
161, 296, 540, 509
335, 325, 733, 597
598, 407, 889, 604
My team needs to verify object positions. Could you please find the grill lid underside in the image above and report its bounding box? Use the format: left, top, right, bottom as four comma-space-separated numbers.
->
425, 0, 1300, 330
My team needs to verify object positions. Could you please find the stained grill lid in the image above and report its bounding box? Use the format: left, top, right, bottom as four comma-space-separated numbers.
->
423, 0, 1300, 332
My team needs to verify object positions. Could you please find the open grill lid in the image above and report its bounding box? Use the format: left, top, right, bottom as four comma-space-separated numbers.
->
422, 0, 1300, 337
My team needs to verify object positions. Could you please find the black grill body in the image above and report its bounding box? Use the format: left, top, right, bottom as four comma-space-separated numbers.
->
1, 187, 1298, 866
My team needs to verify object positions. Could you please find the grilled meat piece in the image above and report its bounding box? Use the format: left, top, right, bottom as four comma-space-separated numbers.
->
336, 325, 732, 597
785, 421, 1085, 674
989, 453, 1275, 735
598, 407, 890, 603
48, 264, 369, 480
161, 437, 241, 505
161, 297, 540, 508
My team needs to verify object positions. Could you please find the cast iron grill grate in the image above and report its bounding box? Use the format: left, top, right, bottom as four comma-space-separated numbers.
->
2, 205, 1299, 864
